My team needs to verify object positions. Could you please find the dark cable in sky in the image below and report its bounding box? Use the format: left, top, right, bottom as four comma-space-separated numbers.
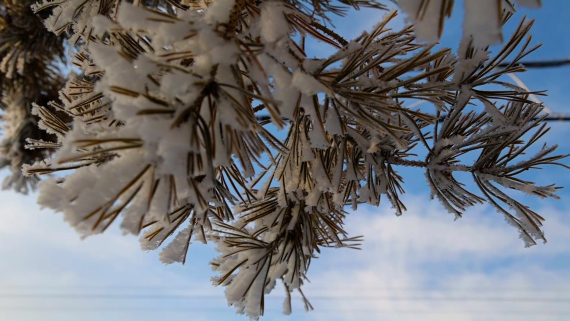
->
255, 115, 570, 123
499, 59, 570, 68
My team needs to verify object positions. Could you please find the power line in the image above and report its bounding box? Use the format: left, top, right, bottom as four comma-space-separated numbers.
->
253, 58, 570, 124
499, 59, 570, 68
1, 293, 569, 303
255, 114, 570, 123
2, 285, 570, 291
1, 285, 567, 289
539, 115, 570, 122
437, 114, 570, 123
0, 306, 570, 316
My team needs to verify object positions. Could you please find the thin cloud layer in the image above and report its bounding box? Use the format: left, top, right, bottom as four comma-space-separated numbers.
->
301, 195, 570, 321
0, 182, 568, 320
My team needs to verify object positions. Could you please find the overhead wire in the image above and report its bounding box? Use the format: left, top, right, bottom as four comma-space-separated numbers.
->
2, 285, 570, 291
0, 293, 569, 303
498, 58, 570, 68
255, 58, 570, 123
255, 114, 570, 123
0, 306, 569, 315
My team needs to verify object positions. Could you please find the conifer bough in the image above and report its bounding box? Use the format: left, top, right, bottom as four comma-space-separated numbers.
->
14, 0, 569, 318
0, 0, 65, 193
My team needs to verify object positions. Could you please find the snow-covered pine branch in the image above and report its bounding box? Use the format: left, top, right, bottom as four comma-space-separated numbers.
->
16, 0, 568, 318
0, 0, 66, 193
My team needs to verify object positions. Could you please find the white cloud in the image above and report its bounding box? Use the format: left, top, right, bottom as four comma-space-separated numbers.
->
0, 188, 234, 321
1, 183, 568, 321
0, 189, 141, 265
298, 195, 570, 321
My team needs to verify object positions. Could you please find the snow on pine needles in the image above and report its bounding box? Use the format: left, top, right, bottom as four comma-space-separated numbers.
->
19, 0, 569, 319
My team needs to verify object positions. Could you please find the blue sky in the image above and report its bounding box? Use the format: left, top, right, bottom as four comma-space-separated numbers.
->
1, 2, 570, 321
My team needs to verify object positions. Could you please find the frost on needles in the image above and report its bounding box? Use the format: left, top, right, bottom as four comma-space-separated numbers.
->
0, 0, 65, 194
20, 0, 569, 319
